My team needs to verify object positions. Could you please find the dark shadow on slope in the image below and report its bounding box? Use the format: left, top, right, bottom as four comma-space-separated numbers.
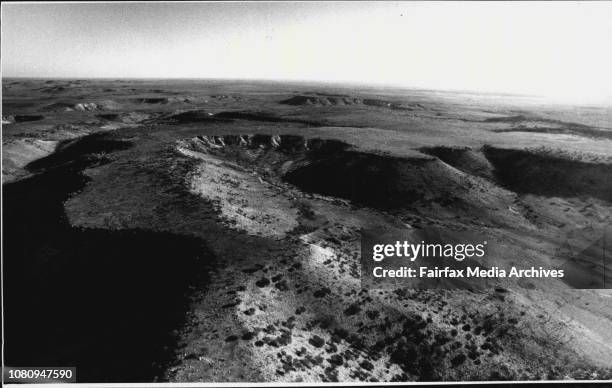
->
484, 115, 612, 140
484, 115, 537, 124
13, 114, 45, 122
96, 113, 120, 121
493, 125, 612, 141
163, 110, 338, 127
420, 146, 495, 181
27, 132, 133, 172
41, 102, 76, 112
483, 146, 612, 203
213, 111, 324, 126
3, 136, 215, 382
284, 151, 427, 209
130, 97, 169, 104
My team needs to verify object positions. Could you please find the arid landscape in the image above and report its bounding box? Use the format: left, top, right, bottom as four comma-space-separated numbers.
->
3, 78, 612, 382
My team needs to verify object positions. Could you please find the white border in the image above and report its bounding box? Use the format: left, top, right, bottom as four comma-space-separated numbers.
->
6, 382, 612, 387
1, 1, 612, 387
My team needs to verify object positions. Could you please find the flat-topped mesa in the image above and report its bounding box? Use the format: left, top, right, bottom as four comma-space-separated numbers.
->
280, 95, 365, 106
178, 135, 518, 219
3, 115, 45, 123
130, 97, 169, 104
279, 94, 426, 111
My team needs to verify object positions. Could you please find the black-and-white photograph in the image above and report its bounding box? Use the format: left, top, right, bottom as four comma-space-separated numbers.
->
2, 1, 612, 386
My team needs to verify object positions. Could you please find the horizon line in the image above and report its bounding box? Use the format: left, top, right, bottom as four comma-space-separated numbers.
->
4, 75, 611, 106
0, 75, 544, 98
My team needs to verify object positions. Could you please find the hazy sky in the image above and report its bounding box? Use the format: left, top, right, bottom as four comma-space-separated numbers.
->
2, 2, 612, 103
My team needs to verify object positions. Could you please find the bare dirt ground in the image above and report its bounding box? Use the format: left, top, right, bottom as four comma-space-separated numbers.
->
3, 79, 612, 382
